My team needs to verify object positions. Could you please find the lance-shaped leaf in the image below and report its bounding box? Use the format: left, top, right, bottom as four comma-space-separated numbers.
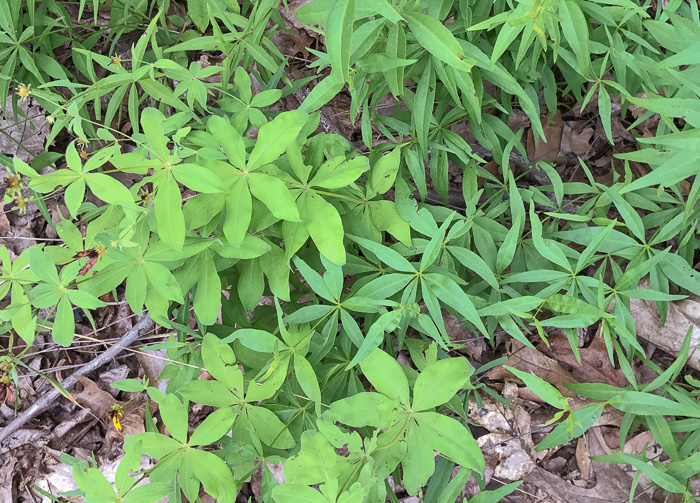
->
247, 110, 307, 171
412, 357, 473, 411
310, 156, 368, 189
223, 177, 252, 246
423, 273, 487, 335
306, 191, 346, 265
208, 115, 246, 168
248, 172, 300, 221
154, 173, 185, 250
140, 107, 170, 161
326, 0, 355, 81
403, 11, 475, 72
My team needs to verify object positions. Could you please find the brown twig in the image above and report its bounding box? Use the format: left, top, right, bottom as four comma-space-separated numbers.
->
0, 315, 155, 445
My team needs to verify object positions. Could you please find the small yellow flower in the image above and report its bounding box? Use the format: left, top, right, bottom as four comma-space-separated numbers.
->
96, 245, 107, 257
46, 115, 55, 124
16, 84, 30, 101
0, 375, 10, 386
138, 190, 153, 205
13, 196, 27, 214
109, 55, 122, 66
4, 176, 20, 190
110, 404, 124, 431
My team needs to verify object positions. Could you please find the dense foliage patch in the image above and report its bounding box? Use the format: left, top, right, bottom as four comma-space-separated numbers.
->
1, 0, 700, 502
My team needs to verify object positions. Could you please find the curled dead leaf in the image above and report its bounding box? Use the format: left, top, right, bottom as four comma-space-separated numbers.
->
630, 283, 700, 371
488, 340, 586, 407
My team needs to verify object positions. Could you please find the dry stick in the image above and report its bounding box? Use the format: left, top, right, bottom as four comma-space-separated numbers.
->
0, 315, 155, 445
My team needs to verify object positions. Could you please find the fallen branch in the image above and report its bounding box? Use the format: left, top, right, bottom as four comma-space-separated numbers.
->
0, 315, 155, 445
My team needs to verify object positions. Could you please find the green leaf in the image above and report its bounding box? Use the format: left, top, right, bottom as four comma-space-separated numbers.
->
180, 380, 239, 407
447, 246, 499, 289
368, 147, 401, 197
598, 84, 614, 144
272, 485, 329, 503
546, 293, 607, 318
416, 411, 484, 473
112, 379, 146, 393
171, 164, 225, 193
590, 453, 685, 493
660, 253, 700, 296
423, 274, 487, 335
559, 1, 592, 76
140, 108, 169, 161
357, 54, 415, 74
420, 213, 453, 271
208, 116, 246, 167
299, 74, 345, 113
115, 438, 141, 494
323, 392, 393, 428
86, 173, 137, 208
347, 309, 401, 368
369, 200, 412, 247
620, 147, 700, 194
143, 262, 183, 301
537, 402, 605, 451
67, 289, 106, 310
413, 58, 434, 157
468, 482, 523, 503
28, 247, 60, 285
505, 366, 568, 409
222, 177, 251, 246
64, 178, 86, 219
201, 333, 244, 396
307, 191, 346, 265
495, 213, 522, 274
154, 173, 185, 250
248, 172, 300, 221
159, 394, 188, 444
529, 204, 571, 271
189, 407, 237, 446
56, 220, 83, 251
601, 186, 645, 243
188, 0, 209, 32
247, 111, 307, 171
354, 273, 413, 300
284, 431, 338, 485
193, 250, 220, 325
293, 256, 337, 302
310, 156, 369, 189
348, 235, 416, 272
359, 348, 410, 404
402, 422, 436, 496
214, 235, 270, 259
294, 355, 322, 415
403, 11, 475, 72
412, 357, 473, 411
129, 432, 181, 458
248, 405, 295, 448
190, 448, 240, 503
326, 0, 355, 81
124, 482, 172, 503
607, 392, 700, 418
53, 296, 74, 346
72, 466, 115, 499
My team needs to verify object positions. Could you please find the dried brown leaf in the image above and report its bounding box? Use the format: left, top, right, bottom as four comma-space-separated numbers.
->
488, 340, 585, 406
630, 288, 700, 372
537, 334, 629, 387
526, 111, 564, 162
